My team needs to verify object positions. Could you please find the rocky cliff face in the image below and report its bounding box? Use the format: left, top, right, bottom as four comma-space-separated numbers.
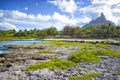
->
83, 13, 115, 27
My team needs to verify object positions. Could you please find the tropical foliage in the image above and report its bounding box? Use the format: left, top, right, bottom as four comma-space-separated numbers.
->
0, 25, 120, 41
0, 27, 60, 41
62, 25, 120, 39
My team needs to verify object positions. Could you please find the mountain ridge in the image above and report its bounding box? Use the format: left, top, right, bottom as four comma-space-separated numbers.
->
83, 13, 115, 27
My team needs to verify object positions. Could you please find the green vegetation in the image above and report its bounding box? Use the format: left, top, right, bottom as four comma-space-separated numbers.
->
43, 40, 65, 47
62, 25, 120, 39
69, 72, 100, 80
69, 48, 120, 63
43, 41, 120, 63
67, 41, 120, 63
94, 49, 120, 58
0, 27, 60, 41
1, 24, 120, 41
39, 50, 51, 54
69, 50, 101, 63
115, 71, 120, 75
43, 40, 81, 47
115, 38, 120, 41
44, 41, 110, 49
94, 43, 110, 49
25, 41, 120, 72
26, 58, 75, 71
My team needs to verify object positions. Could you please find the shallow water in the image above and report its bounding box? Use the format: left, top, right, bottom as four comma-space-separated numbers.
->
0, 47, 14, 53
0, 40, 50, 53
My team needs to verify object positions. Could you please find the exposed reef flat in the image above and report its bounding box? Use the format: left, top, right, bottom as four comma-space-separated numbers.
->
0, 41, 120, 80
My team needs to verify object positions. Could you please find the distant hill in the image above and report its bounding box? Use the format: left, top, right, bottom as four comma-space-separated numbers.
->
83, 13, 115, 27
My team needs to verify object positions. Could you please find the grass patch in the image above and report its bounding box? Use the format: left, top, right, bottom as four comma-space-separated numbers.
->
69, 72, 100, 80
68, 50, 101, 63
26, 58, 75, 71
43, 40, 81, 47
95, 43, 110, 49
39, 50, 51, 54
69, 48, 120, 63
115, 71, 120, 75
43, 41, 110, 49
115, 38, 120, 41
43, 40, 65, 47
94, 49, 120, 58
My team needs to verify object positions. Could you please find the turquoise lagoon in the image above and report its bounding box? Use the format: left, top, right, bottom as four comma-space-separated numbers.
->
0, 40, 50, 53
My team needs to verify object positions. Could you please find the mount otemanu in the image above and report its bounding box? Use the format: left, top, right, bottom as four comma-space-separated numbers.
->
83, 13, 115, 27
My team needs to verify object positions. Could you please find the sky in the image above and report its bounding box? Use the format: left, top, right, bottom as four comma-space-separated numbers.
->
0, 0, 120, 31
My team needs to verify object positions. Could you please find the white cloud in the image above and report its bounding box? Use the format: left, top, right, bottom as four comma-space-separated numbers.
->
53, 12, 70, 23
37, 14, 51, 21
0, 9, 92, 30
92, 0, 120, 6
28, 14, 36, 20
0, 11, 4, 18
48, 0, 77, 14
24, 7, 28, 10
11, 10, 27, 19
0, 22, 17, 30
79, 0, 120, 25
1, 10, 86, 30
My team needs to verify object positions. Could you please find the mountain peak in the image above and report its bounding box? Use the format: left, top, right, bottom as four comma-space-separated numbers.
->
98, 13, 106, 21
100, 13, 105, 18
83, 13, 115, 27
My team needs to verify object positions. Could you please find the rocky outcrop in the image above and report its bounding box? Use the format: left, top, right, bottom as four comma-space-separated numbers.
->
0, 43, 120, 80
83, 13, 115, 27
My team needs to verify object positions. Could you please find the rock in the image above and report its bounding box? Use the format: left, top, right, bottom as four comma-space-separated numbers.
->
31, 54, 53, 60
117, 75, 120, 80
99, 56, 109, 59
28, 68, 54, 80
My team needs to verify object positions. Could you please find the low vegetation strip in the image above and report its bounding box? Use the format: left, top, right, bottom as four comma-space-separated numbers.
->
43, 41, 110, 48
68, 50, 101, 63
39, 50, 51, 54
69, 49, 120, 63
116, 71, 120, 75
69, 72, 100, 80
26, 58, 75, 71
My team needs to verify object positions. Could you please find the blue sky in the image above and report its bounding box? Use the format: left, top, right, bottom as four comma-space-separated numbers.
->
0, 0, 120, 31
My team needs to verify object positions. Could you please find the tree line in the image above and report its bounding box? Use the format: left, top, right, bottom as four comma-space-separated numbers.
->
0, 24, 120, 41
62, 24, 120, 39
0, 27, 60, 41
